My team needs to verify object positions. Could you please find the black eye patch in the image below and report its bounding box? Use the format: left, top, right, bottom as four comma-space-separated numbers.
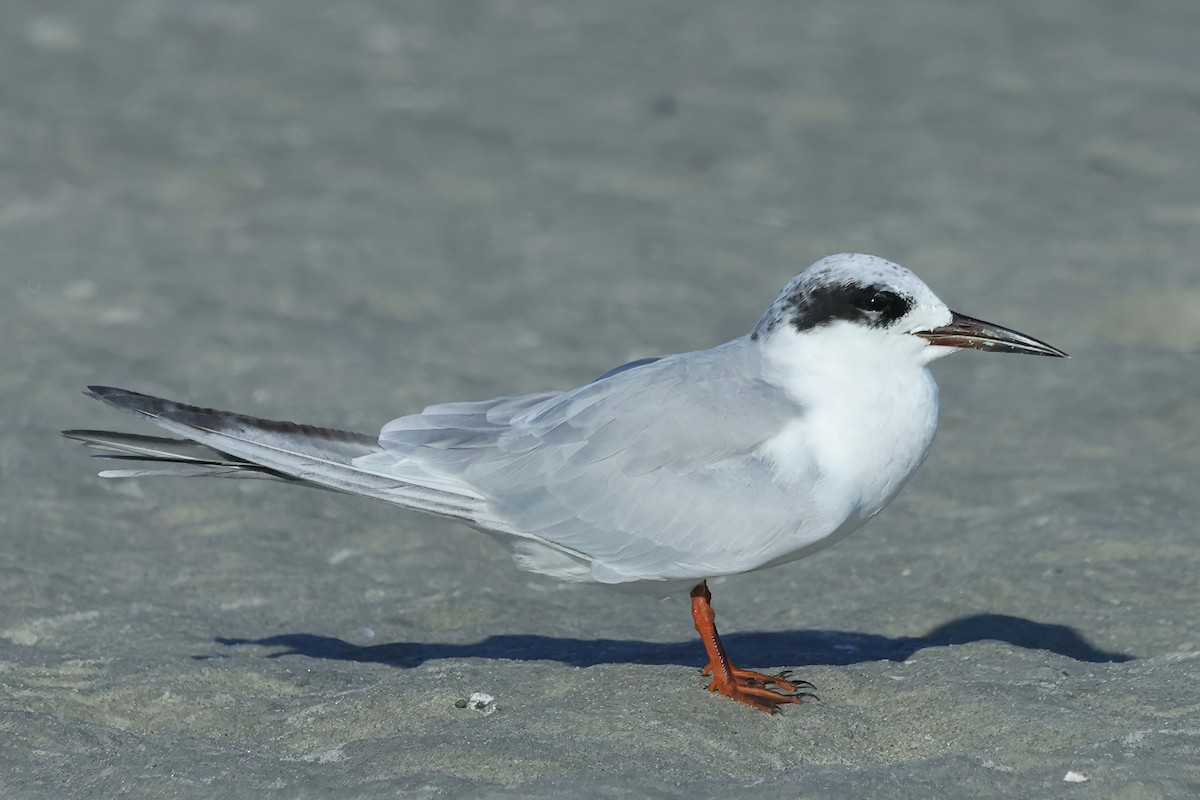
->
786, 282, 914, 332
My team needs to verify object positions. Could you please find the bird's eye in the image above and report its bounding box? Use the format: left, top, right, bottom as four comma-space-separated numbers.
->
853, 288, 905, 315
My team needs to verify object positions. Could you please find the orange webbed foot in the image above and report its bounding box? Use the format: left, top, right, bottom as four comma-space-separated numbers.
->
701, 661, 816, 713
690, 580, 817, 713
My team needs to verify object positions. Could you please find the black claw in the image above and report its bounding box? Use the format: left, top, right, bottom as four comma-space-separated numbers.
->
770, 671, 814, 689
749, 674, 816, 692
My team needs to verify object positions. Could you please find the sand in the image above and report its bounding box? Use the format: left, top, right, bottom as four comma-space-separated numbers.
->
2, 0, 1199, 796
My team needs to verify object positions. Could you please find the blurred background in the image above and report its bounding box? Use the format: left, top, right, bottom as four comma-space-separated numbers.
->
2, 1, 1198, 797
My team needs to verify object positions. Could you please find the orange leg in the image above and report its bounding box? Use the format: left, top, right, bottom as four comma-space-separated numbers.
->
689, 580, 813, 713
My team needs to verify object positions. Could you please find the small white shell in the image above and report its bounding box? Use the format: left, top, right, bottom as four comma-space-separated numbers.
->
466, 691, 497, 715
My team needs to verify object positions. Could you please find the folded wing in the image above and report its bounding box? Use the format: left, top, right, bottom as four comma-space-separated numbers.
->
361, 340, 817, 583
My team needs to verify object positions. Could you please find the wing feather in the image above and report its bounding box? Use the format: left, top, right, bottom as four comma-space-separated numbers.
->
363, 339, 821, 582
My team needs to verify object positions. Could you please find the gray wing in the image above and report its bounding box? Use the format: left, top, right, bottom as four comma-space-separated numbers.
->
358, 339, 818, 583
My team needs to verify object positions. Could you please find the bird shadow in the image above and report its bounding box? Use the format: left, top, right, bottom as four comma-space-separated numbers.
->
206, 613, 1132, 669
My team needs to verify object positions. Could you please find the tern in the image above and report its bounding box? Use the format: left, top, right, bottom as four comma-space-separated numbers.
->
65, 253, 1067, 712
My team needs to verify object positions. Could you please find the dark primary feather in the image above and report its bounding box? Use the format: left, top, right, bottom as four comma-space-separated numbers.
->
70, 386, 485, 521
83, 386, 381, 460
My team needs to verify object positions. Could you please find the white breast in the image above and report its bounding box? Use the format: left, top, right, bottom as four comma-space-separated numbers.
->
758, 321, 942, 536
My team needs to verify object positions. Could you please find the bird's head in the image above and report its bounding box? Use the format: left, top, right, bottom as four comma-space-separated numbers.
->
752, 253, 1067, 367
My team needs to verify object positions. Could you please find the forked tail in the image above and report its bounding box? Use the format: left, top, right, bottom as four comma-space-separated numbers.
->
65, 386, 486, 522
